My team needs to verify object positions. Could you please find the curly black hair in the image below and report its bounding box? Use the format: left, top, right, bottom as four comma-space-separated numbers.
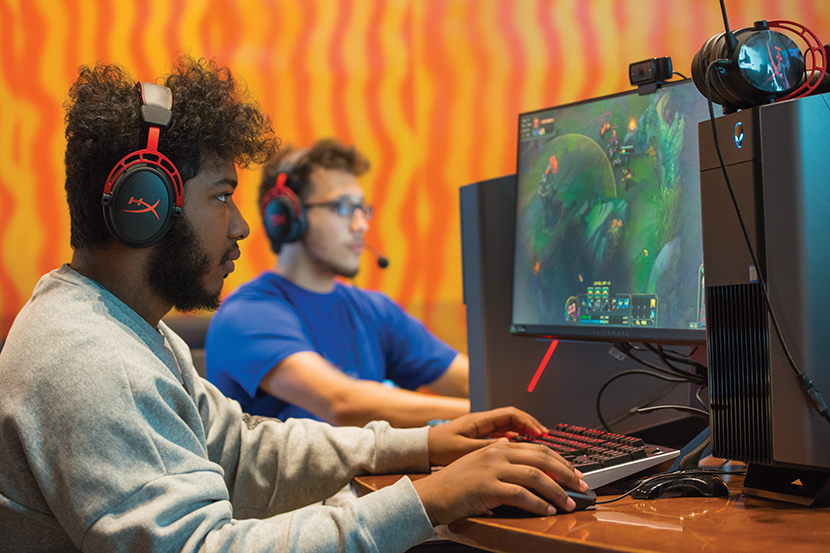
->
257, 138, 370, 211
64, 55, 278, 249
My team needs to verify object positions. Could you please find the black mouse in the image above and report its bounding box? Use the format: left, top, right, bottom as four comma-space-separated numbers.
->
566, 489, 598, 511
490, 488, 596, 517
629, 470, 730, 499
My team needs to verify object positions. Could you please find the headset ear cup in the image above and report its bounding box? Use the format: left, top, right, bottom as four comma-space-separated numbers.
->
291, 201, 307, 242
263, 194, 307, 253
692, 33, 734, 107
102, 83, 182, 248
690, 49, 708, 98
691, 34, 719, 93
103, 163, 178, 248
712, 31, 763, 108
692, 31, 756, 109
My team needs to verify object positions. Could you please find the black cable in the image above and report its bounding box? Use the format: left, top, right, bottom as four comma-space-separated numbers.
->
648, 345, 688, 361
659, 354, 707, 374
704, 61, 830, 426
596, 369, 692, 431
595, 488, 638, 504
603, 381, 679, 429
645, 343, 706, 381
598, 342, 709, 431
619, 343, 706, 385
695, 386, 709, 409
633, 405, 710, 418
658, 345, 708, 380
648, 344, 704, 366
672, 71, 689, 80
615, 342, 674, 373
645, 345, 708, 377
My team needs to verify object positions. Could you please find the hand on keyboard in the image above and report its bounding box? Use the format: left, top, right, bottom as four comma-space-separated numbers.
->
509, 423, 680, 490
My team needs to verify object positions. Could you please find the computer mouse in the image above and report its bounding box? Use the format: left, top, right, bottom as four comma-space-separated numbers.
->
566, 489, 598, 511
629, 470, 730, 499
490, 488, 596, 517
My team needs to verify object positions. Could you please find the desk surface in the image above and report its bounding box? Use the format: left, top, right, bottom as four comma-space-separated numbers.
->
353, 471, 830, 553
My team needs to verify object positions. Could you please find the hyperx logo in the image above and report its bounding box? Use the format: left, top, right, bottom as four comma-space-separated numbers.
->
124, 197, 160, 220
269, 213, 286, 227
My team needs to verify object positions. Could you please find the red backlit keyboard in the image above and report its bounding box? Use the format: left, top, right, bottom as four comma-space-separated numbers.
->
510, 423, 680, 489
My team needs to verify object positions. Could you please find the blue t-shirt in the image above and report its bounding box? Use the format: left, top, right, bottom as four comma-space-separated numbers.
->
205, 272, 457, 421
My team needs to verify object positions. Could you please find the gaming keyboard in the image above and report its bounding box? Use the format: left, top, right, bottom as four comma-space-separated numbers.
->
510, 423, 680, 490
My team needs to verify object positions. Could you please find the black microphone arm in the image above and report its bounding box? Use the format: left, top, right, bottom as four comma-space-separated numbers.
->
365, 243, 389, 269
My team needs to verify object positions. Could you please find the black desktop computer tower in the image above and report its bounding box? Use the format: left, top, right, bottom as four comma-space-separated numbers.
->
699, 92, 830, 505
460, 175, 701, 445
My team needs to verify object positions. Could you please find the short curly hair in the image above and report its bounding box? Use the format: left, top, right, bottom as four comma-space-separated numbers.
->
64, 55, 278, 249
257, 138, 370, 211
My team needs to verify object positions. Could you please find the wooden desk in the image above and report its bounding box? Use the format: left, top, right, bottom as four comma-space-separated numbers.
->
353, 471, 830, 552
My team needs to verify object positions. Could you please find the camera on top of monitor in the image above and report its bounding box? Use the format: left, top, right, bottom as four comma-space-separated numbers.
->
629, 57, 674, 95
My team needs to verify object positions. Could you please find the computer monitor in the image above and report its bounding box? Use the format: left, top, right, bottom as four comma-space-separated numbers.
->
511, 80, 718, 345
460, 175, 704, 446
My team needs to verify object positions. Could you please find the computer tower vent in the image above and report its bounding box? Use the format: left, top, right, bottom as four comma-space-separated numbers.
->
706, 283, 772, 464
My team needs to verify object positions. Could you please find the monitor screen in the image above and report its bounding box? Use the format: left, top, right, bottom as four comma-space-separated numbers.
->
511, 80, 718, 344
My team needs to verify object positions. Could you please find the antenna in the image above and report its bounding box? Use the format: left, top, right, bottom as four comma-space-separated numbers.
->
720, 0, 739, 55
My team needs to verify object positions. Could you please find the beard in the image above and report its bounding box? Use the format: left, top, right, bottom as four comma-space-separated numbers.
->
302, 236, 361, 279
146, 216, 226, 312
331, 260, 359, 279
309, 250, 360, 279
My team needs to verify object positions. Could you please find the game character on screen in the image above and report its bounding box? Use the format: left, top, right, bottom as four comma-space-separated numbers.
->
566, 296, 581, 324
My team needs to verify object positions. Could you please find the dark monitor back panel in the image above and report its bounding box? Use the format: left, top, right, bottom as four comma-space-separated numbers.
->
461, 175, 701, 443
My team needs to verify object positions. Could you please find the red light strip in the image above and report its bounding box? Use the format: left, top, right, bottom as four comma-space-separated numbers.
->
527, 339, 559, 392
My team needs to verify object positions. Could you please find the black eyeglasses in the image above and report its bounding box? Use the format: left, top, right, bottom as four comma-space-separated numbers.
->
305, 199, 374, 221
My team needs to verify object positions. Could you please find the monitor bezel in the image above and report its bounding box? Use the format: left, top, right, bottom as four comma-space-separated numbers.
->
510, 79, 708, 346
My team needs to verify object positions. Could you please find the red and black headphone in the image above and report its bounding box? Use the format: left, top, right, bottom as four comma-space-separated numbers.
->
691, 19, 827, 112
102, 82, 183, 248
260, 148, 310, 253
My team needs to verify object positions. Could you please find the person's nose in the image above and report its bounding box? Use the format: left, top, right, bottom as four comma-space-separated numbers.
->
230, 201, 250, 241
351, 207, 370, 233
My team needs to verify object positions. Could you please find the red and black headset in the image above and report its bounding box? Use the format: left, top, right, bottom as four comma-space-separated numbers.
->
691, 18, 827, 112
259, 148, 310, 253
102, 82, 184, 248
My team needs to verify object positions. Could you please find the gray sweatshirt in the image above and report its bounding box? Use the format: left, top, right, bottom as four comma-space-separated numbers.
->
0, 265, 436, 552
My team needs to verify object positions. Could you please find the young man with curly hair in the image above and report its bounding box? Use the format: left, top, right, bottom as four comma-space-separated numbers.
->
205, 139, 470, 428
0, 56, 587, 552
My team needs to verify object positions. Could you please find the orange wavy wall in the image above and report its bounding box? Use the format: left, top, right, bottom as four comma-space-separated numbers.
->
1, 0, 829, 339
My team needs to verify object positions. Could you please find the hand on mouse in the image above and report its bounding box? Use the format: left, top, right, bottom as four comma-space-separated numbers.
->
412, 438, 589, 526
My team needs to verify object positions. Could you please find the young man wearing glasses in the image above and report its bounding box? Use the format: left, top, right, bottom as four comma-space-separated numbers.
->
205, 139, 470, 428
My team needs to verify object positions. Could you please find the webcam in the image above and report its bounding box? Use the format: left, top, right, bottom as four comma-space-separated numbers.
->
629, 57, 674, 87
